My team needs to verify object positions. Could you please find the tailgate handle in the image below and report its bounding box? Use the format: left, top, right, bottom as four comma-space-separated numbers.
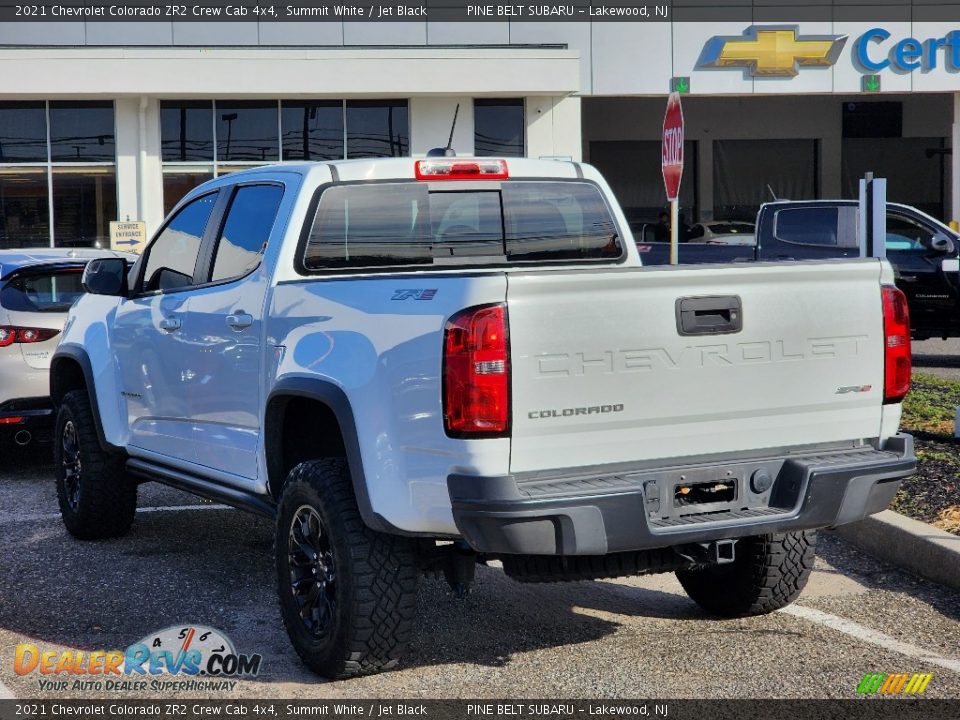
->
676, 296, 742, 336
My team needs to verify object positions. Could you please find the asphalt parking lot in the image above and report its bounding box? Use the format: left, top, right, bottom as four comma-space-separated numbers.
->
1, 448, 959, 700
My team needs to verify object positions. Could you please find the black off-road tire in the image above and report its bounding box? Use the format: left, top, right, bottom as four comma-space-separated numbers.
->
676, 531, 817, 617
275, 458, 418, 679
54, 389, 137, 540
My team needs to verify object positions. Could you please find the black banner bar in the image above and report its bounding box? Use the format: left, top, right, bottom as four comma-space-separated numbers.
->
0, 1, 958, 23
1, 700, 959, 720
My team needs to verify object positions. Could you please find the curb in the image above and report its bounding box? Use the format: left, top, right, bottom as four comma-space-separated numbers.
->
832, 510, 960, 591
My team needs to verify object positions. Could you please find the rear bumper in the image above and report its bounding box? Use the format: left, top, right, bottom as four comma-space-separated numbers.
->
0, 397, 55, 439
448, 435, 915, 556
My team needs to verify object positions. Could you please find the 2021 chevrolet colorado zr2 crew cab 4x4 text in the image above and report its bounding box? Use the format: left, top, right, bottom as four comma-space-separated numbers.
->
50, 157, 915, 679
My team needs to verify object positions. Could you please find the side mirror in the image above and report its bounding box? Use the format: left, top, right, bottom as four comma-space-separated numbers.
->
82, 257, 128, 297
930, 233, 956, 255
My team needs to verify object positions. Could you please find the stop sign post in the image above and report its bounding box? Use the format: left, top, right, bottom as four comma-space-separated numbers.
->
662, 92, 684, 265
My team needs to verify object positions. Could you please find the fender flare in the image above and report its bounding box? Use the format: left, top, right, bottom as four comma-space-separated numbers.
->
50, 345, 124, 455
265, 376, 396, 534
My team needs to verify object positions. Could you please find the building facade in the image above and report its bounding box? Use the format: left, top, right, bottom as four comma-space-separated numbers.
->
0, 10, 958, 248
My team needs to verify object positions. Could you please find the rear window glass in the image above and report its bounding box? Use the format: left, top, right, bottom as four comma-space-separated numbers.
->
0, 268, 85, 312
774, 207, 839, 247
302, 181, 621, 271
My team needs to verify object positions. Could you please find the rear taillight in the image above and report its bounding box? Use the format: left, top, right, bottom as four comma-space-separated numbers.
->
0, 416, 24, 425
882, 285, 911, 404
443, 304, 510, 436
0, 326, 60, 347
416, 159, 508, 181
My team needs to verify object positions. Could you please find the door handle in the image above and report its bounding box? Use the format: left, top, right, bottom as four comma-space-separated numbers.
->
676, 296, 743, 336
159, 316, 181, 332
226, 312, 254, 331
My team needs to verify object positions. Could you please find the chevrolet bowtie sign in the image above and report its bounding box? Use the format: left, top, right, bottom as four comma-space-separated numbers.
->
697, 26, 848, 77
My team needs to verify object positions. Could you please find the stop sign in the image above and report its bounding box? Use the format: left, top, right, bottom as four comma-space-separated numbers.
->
662, 92, 684, 202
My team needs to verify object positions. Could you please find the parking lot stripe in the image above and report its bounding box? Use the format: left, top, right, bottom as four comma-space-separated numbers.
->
2, 504, 233, 524
781, 605, 960, 673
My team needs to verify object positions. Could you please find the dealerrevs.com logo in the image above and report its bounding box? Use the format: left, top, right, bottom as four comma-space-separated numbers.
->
14, 625, 262, 693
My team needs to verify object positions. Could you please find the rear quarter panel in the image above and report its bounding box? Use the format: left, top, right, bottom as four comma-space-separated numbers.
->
267, 273, 509, 535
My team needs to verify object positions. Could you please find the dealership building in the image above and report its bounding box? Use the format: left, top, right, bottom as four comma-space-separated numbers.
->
0, 8, 958, 248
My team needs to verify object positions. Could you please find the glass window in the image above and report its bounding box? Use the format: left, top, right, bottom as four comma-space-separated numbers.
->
0, 102, 47, 163
49, 101, 115, 163
161, 101, 214, 162
503, 182, 621, 261
0, 168, 50, 249
346, 101, 408, 159
429, 191, 503, 257
474, 99, 524, 157
216, 102, 279, 163
52, 167, 117, 249
281, 101, 344, 161
774, 207, 839, 247
303, 181, 621, 271
0, 268, 84, 312
211, 185, 284, 282
141, 192, 218, 292
305, 183, 430, 269
887, 214, 936, 251
163, 171, 214, 216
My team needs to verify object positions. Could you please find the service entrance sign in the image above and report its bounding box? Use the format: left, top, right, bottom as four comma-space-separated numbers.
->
109, 221, 147, 255
662, 92, 685, 264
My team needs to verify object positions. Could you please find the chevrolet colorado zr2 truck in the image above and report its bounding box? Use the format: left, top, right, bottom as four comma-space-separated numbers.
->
50, 157, 916, 679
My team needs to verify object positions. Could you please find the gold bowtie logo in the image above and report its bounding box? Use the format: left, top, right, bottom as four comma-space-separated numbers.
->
698, 26, 848, 77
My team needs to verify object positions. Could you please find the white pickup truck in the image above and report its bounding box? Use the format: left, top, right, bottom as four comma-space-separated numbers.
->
51, 157, 915, 679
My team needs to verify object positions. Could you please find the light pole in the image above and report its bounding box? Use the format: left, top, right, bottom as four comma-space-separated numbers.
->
221, 112, 238, 160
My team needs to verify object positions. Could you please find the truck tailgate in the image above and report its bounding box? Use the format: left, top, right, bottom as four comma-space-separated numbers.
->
507, 261, 886, 474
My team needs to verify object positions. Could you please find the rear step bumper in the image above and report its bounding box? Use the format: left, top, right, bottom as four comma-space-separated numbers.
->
448, 434, 915, 556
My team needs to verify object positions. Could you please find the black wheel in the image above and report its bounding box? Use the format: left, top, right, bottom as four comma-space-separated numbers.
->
275, 458, 418, 679
54, 389, 136, 540
676, 531, 817, 617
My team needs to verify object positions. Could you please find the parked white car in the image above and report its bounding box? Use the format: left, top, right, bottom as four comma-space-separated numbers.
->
0, 248, 132, 447
688, 221, 756, 245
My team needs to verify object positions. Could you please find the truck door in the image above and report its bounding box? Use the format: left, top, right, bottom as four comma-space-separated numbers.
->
179, 182, 286, 482
113, 191, 221, 464
886, 208, 960, 338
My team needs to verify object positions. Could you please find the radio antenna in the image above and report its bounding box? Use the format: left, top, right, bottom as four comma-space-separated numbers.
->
427, 104, 460, 157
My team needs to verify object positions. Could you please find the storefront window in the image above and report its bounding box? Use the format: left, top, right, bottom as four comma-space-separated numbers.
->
0, 168, 49, 248
49, 101, 115, 163
162, 170, 214, 216
52, 167, 117, 248
281, 101, 344, 161
0, 102, 47, 163
474, 99, 525, 157
216, 101, 279, 162
0, 101, 116, 249
161, 101, 214, 162
346, 101, 408, 159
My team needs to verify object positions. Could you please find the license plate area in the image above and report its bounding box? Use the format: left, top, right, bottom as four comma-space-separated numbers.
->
674, 479, 738, 508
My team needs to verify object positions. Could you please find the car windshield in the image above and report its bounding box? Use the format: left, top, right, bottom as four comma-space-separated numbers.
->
0, 267, 85, 312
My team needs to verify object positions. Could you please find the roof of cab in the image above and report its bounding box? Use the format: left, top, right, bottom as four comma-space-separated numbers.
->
205, 157, 589, 185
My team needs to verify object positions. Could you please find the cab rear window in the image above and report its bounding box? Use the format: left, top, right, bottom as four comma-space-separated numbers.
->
302, 181, 622, 271
0, 268, 85, 313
